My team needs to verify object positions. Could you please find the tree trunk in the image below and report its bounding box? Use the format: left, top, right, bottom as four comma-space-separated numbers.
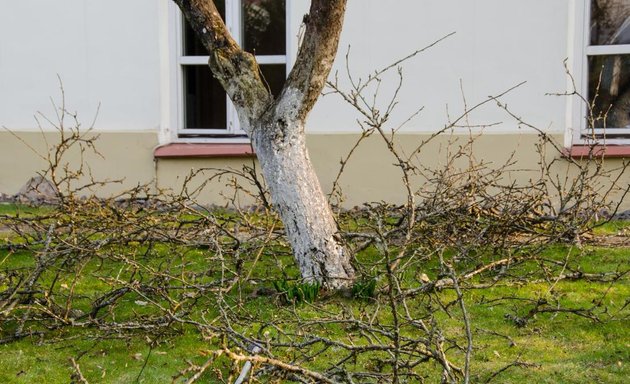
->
248, 116, 354, 288
172, 0, 355, 288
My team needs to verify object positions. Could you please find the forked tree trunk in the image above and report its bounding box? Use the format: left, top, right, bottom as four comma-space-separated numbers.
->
173, 0, 355, 288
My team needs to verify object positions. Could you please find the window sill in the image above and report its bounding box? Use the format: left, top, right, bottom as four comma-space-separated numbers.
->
564, 145, 630, 159
154, 143, 255, 159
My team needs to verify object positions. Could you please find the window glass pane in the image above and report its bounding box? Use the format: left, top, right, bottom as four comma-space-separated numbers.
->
590, 0, 630, 45
588, 54, 630, 128
184, 0, 226, 56
184, 65, 227, 129
260, 64, 286, 97
242, 0, 286, 55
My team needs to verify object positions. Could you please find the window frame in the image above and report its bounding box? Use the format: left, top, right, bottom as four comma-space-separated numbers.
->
571, 0, 630, 146
168, 0, 290, 144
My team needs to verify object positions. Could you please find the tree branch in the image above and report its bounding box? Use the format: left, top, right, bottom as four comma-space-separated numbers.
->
280, 0, 348, 121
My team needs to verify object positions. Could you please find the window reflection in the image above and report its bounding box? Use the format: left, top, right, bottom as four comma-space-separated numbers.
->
589, 55, 630, 128
242, 0, 286, 55
590, 0, 630, 45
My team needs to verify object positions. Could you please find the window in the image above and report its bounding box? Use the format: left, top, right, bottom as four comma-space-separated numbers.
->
176, 0, 287, 140
579, 0, 630, 144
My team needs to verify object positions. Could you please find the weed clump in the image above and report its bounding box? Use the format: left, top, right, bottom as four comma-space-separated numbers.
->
273, 280, 321, 304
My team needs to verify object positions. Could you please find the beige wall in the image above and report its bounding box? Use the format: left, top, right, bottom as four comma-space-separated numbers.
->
0, 131, 158, 198
2, 131, 628, 211
310, 133, 629, 210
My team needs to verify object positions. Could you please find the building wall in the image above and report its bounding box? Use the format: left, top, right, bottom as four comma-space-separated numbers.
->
155, 133, 630, 210
1, 0, 572, 134
0, 0, 163, 132
311, 0, 571, 136
3, 130, 628, 211
2, 1, 626, 209
0, 131, 158, 197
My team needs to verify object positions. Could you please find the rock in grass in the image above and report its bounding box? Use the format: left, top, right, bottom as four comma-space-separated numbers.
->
14, 176, 59, 205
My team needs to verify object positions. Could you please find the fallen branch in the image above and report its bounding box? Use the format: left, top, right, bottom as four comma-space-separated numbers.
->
213, 347, 339, 384
69, 358, 90, 384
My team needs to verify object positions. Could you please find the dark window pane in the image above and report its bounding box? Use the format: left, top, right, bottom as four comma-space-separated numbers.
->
590, 0, 630, 45
184, 65, 227, 129
242, 0, 286, 55
588, 54, 630, 128
260, 64, 286, 97
184, 0, 225, 56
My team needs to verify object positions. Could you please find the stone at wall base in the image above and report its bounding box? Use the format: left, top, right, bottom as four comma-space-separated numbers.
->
13, 176, 60, 205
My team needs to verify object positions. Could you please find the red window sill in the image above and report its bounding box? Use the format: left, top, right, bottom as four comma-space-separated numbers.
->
564, 145, 630, 159
154, 143, 255, 158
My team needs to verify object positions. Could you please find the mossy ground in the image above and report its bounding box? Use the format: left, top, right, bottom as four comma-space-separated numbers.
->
0, 204, 628, 383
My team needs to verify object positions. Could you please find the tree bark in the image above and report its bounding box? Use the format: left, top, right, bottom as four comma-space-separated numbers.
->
249, 117, 354, 288
173, 0, 355, 288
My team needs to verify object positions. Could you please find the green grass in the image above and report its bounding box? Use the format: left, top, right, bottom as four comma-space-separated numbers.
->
0, 330, 212, 384
0, 203, 55, 217
592, 219, 630, 235
0, 208, 628, 383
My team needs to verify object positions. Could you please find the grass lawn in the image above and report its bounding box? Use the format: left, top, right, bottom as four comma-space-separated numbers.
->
0, 203, 628, 383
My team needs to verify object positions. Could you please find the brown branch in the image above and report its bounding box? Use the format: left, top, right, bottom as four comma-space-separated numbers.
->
69, 358, 90, 384
282, 0, 348, 120
484, 356, 539, 383
215, 347, 339, 384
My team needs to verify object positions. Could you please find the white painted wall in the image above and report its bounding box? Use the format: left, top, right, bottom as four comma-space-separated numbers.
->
0, 0, 162, 132
308, 0, 571, 135
0, 0, 572, 136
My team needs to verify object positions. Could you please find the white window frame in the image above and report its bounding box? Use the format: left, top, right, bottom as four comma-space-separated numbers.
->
570, 0, 630, 145
168, 0, 290, 143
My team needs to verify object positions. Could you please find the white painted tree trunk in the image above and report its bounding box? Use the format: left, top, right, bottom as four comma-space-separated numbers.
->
247, 115, 354, 289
